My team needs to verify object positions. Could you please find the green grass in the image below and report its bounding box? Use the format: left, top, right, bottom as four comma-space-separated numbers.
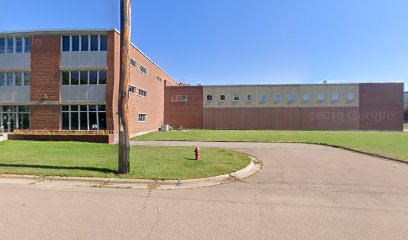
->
136, 130, 408, 163
0, 141, 251, 180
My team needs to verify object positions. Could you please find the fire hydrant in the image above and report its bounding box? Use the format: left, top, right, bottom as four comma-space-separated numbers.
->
194, 146, 201, 160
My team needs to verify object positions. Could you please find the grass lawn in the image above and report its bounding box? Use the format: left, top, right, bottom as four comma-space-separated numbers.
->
136, 130, 408, 163
0, 141, 251, 180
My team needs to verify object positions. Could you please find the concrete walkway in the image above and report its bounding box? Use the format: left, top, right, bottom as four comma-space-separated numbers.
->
0, 141, 407, 239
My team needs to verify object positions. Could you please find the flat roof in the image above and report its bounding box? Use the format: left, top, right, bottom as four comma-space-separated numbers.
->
166, 82, 403, 88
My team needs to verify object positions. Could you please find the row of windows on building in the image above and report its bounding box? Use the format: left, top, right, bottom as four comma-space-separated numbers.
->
130, 58, 148, 75
62, 70, 107, 85
206, 92, 355, 102
0, 72, 31, 87
0, 105, 30, 130
61, 105, 107, 130
62, 35, 107, 52
129, 85, 148, 97
0, 37, 31, 54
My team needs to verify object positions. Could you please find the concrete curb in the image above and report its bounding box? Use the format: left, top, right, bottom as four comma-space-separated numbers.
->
0, 156, 262, 190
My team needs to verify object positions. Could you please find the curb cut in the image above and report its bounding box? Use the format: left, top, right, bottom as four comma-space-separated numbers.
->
0, 156, 262, 190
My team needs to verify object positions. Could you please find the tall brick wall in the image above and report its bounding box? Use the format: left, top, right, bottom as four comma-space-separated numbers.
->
106, 31, 120, 133
164, 86, 203, 129
30, 35, 61, 129
105, 30, 178, 136
359, 83, 404, 131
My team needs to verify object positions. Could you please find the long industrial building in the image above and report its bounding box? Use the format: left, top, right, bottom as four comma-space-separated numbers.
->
0, 29, 404, 136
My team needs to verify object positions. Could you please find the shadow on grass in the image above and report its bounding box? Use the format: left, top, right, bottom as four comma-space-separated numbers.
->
0, 163, 116, 174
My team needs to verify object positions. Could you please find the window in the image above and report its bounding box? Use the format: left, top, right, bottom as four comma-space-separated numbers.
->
62, 72, 70, 85
81, 35, 89, 51
318, 94, 325, 101
61, 105, 106, 130
233, 95, 240, 101
24, 37, 31, 53
0, 73, 5, 86
98, 71, 107, 84
0, 106, 31, 130
90, 35, 99, 51
24, 72, 31, 86
138, 89, 148, 97
71, 36, 80, 51
130, 58, 137, 67
289, 94, 297, 102
6, 38, 14, 53
138, 114, 147, 122
207, 95, 213, 101
71, 71, 79, 85
15, 72, 22, 86
62, 36, 70, 51
80, 71, 88, 85
247, 95, 255, 101
0, 38, 4, 54
89, 71, 98, 84
100, 35, 107, 51
129, 85, 136, 94
260, 95, 268, 101
332, 92, 340, 101
274, 94, 282, 102
140, 65, 148, 75
156, 76, 162, 84
347, 92, 355, 101
171, 95, 189, 102
220, 95, 226, 101
303, 94, 311, 101
15, 37, 22, 53
6, 73, 13, 86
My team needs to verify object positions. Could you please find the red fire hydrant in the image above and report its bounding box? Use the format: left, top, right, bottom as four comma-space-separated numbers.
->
194, 146, 201, 160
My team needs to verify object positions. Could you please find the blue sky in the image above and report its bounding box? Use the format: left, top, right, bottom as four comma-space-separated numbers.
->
1, 0, 407, 89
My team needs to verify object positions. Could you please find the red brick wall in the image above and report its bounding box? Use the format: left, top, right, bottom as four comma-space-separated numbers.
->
105, 30, 178, 135
164, 86, 203, 129
30, 35, 61, 130
106, 31, 120, 133
30, 105, 60, 130
359, 83, 404, 131
203, 107, 359, 130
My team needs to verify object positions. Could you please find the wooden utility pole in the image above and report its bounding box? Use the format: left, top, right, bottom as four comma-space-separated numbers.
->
118, 0, 132, 174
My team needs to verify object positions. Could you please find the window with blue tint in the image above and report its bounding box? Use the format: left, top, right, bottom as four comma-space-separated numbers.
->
90, 35, 99, 51
80, 71, 88, 85
81, 35, 88, 51
62, 36, 70, 51
332, 92, 340, 101
6, 73, 14, 86
15, 37, 22, 53
260, 95, 268, 101
289, 94, 297, 102
274, 94, 282, 102
24, 37, 31, 53
89, 71, 98, 84
71, 71, 79, 85
71, 36, 79, 51
6, 38, 14, 53
140, 65, 148, 75
98, 71, 107, 84
15, 72, 22, 86
0, 38, 4, 53
347, 92, 354, 101
247, 95, 254, 101
100, 35, 107, 51
24, 72, 31, 86
0, 73, 5, 86
318, 94, 325, 101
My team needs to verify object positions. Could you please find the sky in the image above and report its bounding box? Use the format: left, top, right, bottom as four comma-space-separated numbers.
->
1, 0, 407, 89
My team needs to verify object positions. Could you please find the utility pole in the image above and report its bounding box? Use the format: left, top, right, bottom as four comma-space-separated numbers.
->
118, 0, 132, 174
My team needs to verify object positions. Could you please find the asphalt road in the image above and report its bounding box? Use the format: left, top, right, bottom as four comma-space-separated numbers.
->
0, 142, 407, 240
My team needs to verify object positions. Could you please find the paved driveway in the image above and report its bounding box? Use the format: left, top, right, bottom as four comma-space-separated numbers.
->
0, 141, 407, 240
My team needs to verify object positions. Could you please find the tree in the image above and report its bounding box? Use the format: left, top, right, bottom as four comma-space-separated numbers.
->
118, 0, 132, 174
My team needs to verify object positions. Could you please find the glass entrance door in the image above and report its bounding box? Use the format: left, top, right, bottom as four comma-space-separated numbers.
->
2, 112, 16, 132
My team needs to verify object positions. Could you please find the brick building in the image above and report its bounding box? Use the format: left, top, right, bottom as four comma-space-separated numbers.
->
0, 29, 404, 135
